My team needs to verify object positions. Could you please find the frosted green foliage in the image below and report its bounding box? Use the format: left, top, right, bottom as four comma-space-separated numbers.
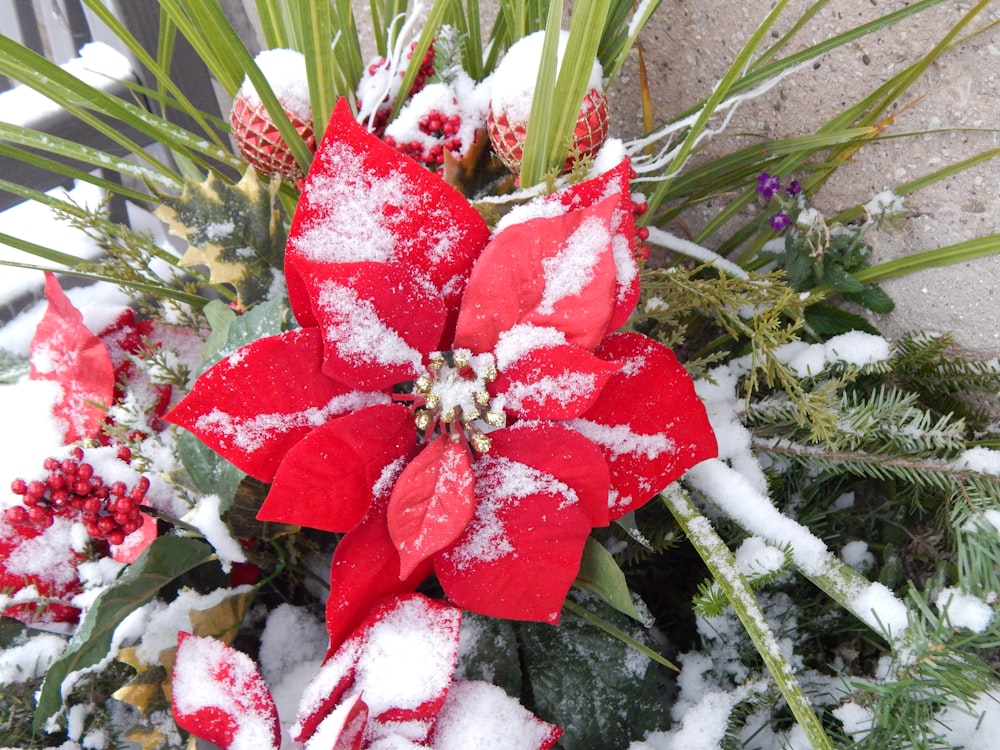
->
517, 594, 670, 750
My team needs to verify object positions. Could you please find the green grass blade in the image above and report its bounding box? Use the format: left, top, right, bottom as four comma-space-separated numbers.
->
160, 0, 314, 173
545, 0, 611, 171
293, 0, 337, 141
516, 0, 563, 186
644, 0, 792, 212
0, 125, 180, 193
255, 0, 292, 49
80, 0, 226, 150
0, 149, 151, 203
389, 0, 453, 119
851, 235, 1000, 287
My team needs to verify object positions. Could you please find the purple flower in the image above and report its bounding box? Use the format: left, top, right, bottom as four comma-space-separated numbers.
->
786, 180, 802, 197
769, 211, 792, 232
756, 172, 781, 200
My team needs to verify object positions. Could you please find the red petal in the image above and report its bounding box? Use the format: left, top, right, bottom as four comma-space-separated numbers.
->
299, 261, 445, 389
453, 195, 620, 354
388, 437, 476, 579
30, 273, 115, 442
286, 98, 489, 328
110, 512, 157, 564
325, 494, 434, 656
259, 403, 416, 532
543, 159, 641, 333
165, 328, 387, 483
298, 692, 368, 750
172, 632, 281, 750
573, 332, 718, 519
435, 425, 609, 622
299, 593, 460, 744
492, 343, 620, 421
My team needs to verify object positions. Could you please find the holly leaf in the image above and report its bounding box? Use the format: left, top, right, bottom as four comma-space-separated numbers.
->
517, 594, 670, 750
573, 537, 643, 622
34, 536, 217, 731
156, 167, 286, 309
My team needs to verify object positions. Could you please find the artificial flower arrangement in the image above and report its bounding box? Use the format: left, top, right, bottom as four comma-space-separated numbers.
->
3, 2, 1000, 749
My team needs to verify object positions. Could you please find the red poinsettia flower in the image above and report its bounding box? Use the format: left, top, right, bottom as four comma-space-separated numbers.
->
30, 272, 174, 444
167, 98, 717, 650
172, 593, 560, 750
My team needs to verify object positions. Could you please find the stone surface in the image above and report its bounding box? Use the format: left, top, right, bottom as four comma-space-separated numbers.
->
618, 0, 1000, 355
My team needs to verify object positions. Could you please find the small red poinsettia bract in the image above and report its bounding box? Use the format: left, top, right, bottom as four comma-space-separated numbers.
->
167, 98, 717, 651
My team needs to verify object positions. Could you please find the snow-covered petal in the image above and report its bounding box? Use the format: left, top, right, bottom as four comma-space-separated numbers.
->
302, 262, 445, 389
453, 195, 620, 354
492, 343, 620, 421
285, 98, 489, 329
539, 159, 640, 334
172, 632, 281, 750
571, 332, 717, 519
387, 437, 476, 579
30, 272, 115, 443
259, 403, 417, 533
435, 425, 609, 622
165, 328, 387, 482
303, 692, 368, 750
297, 593, 462, 745
430, 680, 562, 750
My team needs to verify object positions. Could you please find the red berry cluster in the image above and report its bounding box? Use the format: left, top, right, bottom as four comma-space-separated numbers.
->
365, 41, 436, 137
630, 181, 651, 261
6, 446, 149, 546
384, 107, 463, 166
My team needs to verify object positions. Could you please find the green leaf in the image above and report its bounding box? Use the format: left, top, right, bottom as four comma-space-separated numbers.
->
844, 285, 895, 314
517, 594, 670, 750
573, 537, 643, 622
177, 430, 246, 508
155, 168, 287, 309
200, 299, 238, 366
34, 536, 217, 731
805, 303, 881, 337
818, 263, 867, 293
454, 612, 523, 698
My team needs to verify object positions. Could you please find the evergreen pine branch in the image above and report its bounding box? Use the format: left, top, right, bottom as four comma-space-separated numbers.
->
663, 483, 836, 750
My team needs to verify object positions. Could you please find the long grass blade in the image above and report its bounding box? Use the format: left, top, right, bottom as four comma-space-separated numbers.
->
80, 0, 226, 150
293, 0, 337, 141
517, 0, 563, 186
159, 0, 314, 174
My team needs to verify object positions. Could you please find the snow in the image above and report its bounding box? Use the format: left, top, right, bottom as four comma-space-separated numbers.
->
0, 632, 66, 684
935, 690, 1000, 749
237, 49, 311, 118
490, 31, 604, 124
0, 43, 132, 128
953, 446, 1000, 476
537, 215, 609, 315
194, 389, 389, 454
865, 190, 906, 218
934, 587, 995, 632
432, 680, 556, 749
184, 494, 247, 573
840, 540, 875, 573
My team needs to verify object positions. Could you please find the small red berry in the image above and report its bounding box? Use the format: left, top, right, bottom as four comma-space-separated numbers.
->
11, 478, 27, 495
5, 506, 28, 524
